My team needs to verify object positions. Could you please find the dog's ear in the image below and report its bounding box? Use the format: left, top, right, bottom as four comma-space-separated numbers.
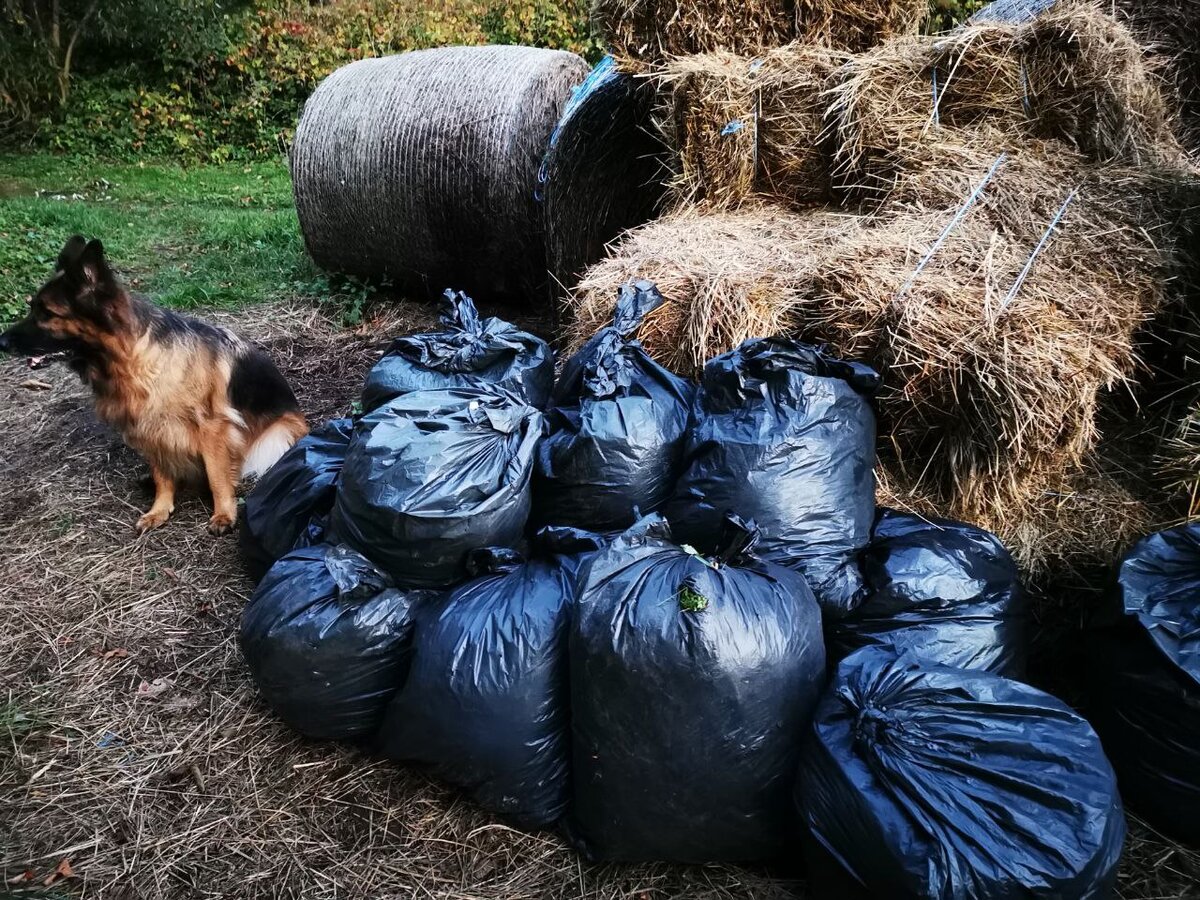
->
77, 239, 118, 297
56, 235, 87, 272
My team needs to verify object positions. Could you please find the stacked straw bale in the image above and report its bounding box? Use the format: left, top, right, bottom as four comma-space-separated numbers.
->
1114, 0, 1200, 145
568, 170, 1182, 544
650, 3, 1187, 211
829, 3, 1185, 197
591, 0, 926, 63
653, 46, 845, 209
570, 0, 1200, 565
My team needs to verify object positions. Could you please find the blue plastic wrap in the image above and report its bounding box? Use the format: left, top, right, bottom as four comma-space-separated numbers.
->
568, 514, 826, 862
361, 290, 553, 413
532, 280, 694, 531
798, 648, 1126, 899
666, 338, 879, 618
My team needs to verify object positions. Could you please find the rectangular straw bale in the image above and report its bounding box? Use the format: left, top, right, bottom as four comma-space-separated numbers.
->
592, 0, 926, 65
592, 0, 796, 64
654, 45, 845, 210
793, 0, 928, 53
811, 207, 1150, 526
1021, 0, 1183, 166
569, 159, 1173, 534
566, 202, 864, 374
827, 2, 1185, 200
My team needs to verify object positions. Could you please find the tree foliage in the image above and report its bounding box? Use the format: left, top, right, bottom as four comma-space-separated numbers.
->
2, 0, 600, 159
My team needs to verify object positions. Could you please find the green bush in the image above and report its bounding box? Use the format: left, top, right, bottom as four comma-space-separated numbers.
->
927, 0, 989, 32
2, 0, 601, 162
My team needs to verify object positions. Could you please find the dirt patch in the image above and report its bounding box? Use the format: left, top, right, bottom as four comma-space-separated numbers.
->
0, 298, 1194, 899
0, 177, 32, 199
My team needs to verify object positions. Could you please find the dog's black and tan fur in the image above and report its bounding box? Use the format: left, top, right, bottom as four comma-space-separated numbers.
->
0, 236, 308, 534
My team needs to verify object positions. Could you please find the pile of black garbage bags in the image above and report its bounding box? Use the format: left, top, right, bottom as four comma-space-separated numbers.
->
238, 283, 1132, 896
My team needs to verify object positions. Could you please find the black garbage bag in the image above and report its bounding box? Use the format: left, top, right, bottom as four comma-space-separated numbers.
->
531, 280, 695, 532
377, 528, 606, 829
240, 418, 354, 582
797, 648, 1126, 900
1088, 524, 1200, 846
330, 385, 543, 588
665, 338, 879, 619
239, 543, 429, 741
568, 514, 826, 863
361, 289, 553, 413
828, 509, 1027, 677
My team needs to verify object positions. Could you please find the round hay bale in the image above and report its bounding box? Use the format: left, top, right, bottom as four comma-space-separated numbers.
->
540, 56, 669, 303
291, 46, 590, 304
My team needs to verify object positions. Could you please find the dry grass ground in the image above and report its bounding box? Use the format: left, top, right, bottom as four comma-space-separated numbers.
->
0, 298, 1196, 899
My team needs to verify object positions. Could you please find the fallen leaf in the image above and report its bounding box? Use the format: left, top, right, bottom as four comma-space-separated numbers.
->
19, 379, 53, 391
91, 647, 130, 660
136, 677, 172, 700
27, 350, 65, 369
163, 568, 180, 581
42, 857, 76, 886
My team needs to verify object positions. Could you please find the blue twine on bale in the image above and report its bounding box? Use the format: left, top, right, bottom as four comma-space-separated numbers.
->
1001, 186, 1078, 310
897, 152, 1008, 298
536, 55, 620, 201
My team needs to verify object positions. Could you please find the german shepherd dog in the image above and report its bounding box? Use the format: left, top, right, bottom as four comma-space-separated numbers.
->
0, 236, 308, 534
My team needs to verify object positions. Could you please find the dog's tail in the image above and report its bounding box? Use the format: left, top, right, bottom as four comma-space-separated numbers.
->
241, 412, 309, 480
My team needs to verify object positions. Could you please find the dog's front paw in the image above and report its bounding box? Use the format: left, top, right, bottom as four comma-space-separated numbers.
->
207, 512, 236, 536
136, 509, 171, 533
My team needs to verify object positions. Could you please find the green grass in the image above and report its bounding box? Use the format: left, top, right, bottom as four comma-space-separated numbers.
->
0, 153, 340, 323
677, 583, 710, 613
0, 698, 44, 744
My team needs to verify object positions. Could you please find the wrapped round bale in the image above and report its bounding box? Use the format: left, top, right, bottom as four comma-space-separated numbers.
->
361, 290, 553, 414
1088, 524, 1200, 845
665, 338, 879, 618
240, 544, 428, 741
330, 385, 542, 588
798, 648, 1126, 899
378, 529, 606, 829
568, 514, 826, 863
539, 56, 669, 300
291, 46, 590, 302
828, 509, 1028, 677
239, 418, 354, 582
532, 280, 694, 532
